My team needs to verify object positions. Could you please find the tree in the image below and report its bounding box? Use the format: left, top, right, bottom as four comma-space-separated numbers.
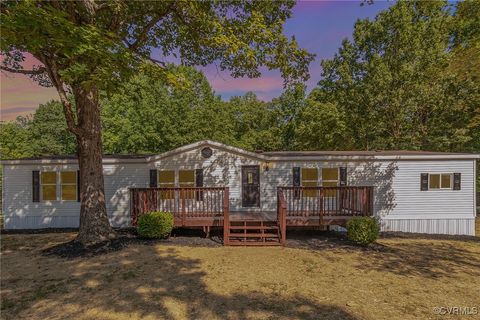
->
29, 101, 77, 156
226, 92, 283, 151
268, 84, 307, 150
312, 0, 479, 152
101, 65, 231, 154
0, 101, 76, 159
294, 98, 346, 150
0, 119, 33, 159
1, 1, 313, 245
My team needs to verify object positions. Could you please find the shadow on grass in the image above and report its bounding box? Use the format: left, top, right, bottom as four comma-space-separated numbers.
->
354, 240, 480, 279
24, 242, 359, 320
285, 230, 480, 280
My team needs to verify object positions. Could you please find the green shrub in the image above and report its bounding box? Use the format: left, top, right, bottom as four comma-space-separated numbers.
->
346, 217, 380, 246
137, 211, 174, 239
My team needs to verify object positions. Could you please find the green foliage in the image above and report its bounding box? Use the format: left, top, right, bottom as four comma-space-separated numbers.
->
226, 92, 284, 151
137, 212, 174, 239
101, 66, 288, 154
1, 1, 313, 91
101, 65, 228, 154
294, 99, 346, 150
346, 217, 380, 246
0, 120, 33, 159
312, 0, 479, 152
0, 101, 76, 159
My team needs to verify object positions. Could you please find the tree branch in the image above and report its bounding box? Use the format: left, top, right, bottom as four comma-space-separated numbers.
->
37, 53, 83, 137
128, 2, 174, 51
0, 65, 46, 75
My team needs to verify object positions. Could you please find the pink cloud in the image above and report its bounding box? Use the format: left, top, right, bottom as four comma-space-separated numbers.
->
208, 74, 284, 93
1, 53, 58, 121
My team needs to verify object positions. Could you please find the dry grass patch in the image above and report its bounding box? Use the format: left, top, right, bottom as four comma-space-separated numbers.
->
1, 232, 479, 320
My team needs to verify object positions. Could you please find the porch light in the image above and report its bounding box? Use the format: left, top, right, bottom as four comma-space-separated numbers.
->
263, 162, 270, 172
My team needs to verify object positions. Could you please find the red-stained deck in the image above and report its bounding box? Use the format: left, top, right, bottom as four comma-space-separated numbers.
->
130, 186, 374, 246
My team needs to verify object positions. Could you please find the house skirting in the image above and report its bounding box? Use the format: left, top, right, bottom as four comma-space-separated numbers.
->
4, 215, 476, 237
380, 218, 475, 236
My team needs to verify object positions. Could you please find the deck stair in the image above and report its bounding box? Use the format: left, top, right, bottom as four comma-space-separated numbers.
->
226, 219, 282, 246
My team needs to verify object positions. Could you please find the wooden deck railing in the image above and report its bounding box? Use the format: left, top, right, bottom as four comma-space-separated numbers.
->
277, 189, 287, 244
278, 186, 373, 221
130, 187, 228, 226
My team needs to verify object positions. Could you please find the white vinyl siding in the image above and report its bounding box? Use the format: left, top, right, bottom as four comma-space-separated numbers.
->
1, 143, 476, 235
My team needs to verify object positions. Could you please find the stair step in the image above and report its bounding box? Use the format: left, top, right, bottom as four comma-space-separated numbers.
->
229, 225, 278, 230
230, 218, 277, 223
227, 241, 282, 246
228, 233, 279, 238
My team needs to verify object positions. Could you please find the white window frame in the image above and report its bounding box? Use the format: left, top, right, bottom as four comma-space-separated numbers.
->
60, 171, 78, 201
428, 173, 453, 190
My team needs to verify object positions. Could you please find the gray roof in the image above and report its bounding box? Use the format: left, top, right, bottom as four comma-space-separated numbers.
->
1, 140, 479, 164
262, 150, 476, 157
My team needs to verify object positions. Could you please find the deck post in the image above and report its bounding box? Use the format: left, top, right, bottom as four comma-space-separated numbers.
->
319, 188, 324, 224
181, 189, 186, 226
223, 187, 230, 246
362, 187, 367, 216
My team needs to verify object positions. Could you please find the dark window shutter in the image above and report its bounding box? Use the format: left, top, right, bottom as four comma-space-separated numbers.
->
453, 173, 461, 190
420, 173, 429, 191
77, 170, 81, 202
32, 171, 40, 202
293, 167, 301, 199
149, 170, 157, 187
195, 169, 204, 201
293, 167, 301, 186
340, 167, 347, 186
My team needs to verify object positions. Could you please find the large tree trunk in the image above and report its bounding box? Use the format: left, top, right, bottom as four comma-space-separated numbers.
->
73, 85, 116, 245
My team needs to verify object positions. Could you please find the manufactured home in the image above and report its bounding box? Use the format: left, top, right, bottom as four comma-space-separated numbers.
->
1, 140, 478, 244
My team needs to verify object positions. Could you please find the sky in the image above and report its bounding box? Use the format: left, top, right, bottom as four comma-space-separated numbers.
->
0, 0, 393, 121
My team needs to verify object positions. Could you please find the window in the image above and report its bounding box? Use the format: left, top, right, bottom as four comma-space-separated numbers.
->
301, 168, 318, 197
322, 168, 339, 197
61, 171, 77, 201
429, 173, 452, 190
158, 170, 175, 199
179, 170, 195, 199
41, 172, 57, 201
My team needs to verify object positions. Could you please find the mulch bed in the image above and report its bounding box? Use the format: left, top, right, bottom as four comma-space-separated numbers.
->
42, 228, 222, 259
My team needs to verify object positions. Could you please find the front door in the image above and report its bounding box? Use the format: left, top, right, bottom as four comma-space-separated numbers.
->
242, 165, 260, 207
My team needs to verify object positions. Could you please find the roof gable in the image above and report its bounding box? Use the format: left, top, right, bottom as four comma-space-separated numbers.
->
145, 140, 268, 163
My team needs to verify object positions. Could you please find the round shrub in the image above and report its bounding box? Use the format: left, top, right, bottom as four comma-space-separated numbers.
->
137, 211, 174, 239
346, 217, 380, 246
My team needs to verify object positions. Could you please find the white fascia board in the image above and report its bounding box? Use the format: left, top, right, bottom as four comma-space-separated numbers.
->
0, 158, 147, 165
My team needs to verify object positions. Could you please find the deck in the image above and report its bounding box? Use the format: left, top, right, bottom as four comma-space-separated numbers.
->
130, 186, 374, 246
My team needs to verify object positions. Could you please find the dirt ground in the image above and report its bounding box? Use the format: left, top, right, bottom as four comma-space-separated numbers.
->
1, 231, 479, 320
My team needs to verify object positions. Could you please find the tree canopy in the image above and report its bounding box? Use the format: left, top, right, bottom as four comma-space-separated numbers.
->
310, 0, 479, 152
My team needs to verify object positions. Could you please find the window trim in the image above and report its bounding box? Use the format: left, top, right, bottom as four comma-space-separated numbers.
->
428, 173, 453, 190
60, 171, 78, 201
40, 171, 57, 202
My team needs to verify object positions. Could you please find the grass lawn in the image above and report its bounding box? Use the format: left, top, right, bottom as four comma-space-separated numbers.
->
1, 232, 479, 320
